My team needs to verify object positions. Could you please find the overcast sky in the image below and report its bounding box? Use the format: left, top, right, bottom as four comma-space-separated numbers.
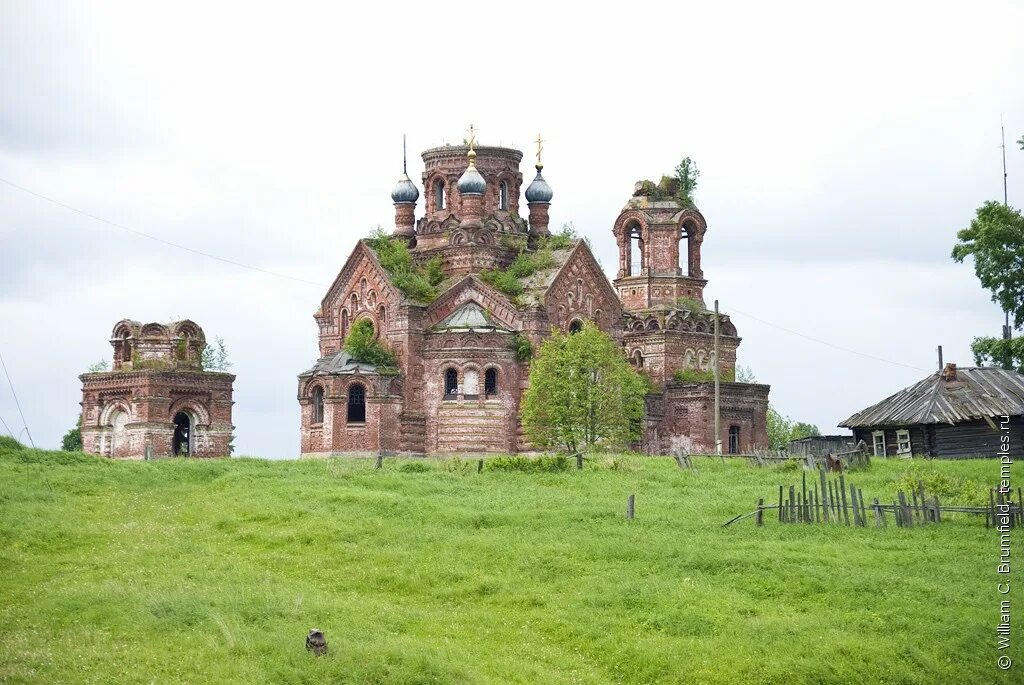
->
1, 1, 1022, 457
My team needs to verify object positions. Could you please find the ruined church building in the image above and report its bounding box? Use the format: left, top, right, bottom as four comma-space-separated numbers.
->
298, 132, 770, 457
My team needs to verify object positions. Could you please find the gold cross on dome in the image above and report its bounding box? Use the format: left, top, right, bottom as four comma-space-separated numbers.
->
466, 124, 477, 152
535, 133, 545, 167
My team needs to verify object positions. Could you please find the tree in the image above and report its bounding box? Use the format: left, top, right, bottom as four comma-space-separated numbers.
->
87, 359, 109, 372
970, 336, 1024, 373
674, 157, 700, 207
766, 405, 821, 450
951, 202, 1024, 328
735, 364, 757, 383
521, 322, 647, 453
344, 318, 396, 367
790, 422, 821, 440
201, 337, 232, 371
61, 417, 82, 451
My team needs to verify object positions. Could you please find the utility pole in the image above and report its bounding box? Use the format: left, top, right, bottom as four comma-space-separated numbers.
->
714, 299, 721, 456
1001, 120, 1013, 340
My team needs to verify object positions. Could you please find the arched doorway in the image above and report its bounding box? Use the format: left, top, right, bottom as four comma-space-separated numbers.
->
172, 412, 191, 456
110, 409, 128, 455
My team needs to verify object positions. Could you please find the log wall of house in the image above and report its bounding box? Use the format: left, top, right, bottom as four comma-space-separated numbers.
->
854, 417, 1023, 459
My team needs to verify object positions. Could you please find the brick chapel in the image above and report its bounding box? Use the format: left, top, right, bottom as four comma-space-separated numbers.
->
297, 132, 769, 457
79, 320, 235, 458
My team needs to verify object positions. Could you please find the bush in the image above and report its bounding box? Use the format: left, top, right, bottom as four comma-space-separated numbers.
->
366, 229, 440, 303
547, 224, 579, 250
344, 318, 397, 368
488, 455, 571, 473
891, 466, 987, 506
0, 435, 25, 452
479, 269, 524, 299
510, 333, 533, 363
398, 461, 432, 473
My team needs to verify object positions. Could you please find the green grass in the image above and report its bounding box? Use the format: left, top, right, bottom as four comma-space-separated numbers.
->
0, 446, 1021, 684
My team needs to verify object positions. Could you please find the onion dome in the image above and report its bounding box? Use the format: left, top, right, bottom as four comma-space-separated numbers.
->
457, 148, 487, 195
525, 165, 553, 203
390, 172, 419, 204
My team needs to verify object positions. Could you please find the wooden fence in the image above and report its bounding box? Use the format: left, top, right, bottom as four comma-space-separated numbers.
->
723, 469, 1023, 529
745, 444, 871, 472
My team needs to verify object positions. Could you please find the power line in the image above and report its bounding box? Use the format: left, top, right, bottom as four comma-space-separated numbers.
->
0, 176, 326, 288
0, 411, 14, 438
724, 304, 930, 373
0, 350, 35, 447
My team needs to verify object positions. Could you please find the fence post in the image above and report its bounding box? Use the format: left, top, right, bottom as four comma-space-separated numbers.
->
839, 474, 850, 526
819, 469, 829, 523
778, 485, 784, 522
478, 459, 483, 473
626, 494, 635, 520
756, 498, 764, 527
374, 453, 383, 469
576, 453, 584, 470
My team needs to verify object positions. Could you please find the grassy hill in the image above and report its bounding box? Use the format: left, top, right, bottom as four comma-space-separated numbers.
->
0, 444, 1020, 684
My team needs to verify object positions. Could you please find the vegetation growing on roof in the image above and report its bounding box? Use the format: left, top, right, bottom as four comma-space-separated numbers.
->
635, 156, 700, 208
365, 228, 442, 303
480, 225, 578, 301
343, 318, 397, 368
509, 332, 533, 362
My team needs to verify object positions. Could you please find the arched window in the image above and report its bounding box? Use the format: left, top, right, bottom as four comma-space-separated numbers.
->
499, 181, 509, 210
434, 179, 446, 210
444, 368, 458, 398
484, 368, 497, 396
347, 383, 366, 423
377, 305, 386, 327
312, 386, 324, 424
632, 350, 644, 368
350, 293, 359, 313
341, 309, 349, 339
121, 333, 132, 363
568, 319, 584, 334
728, 425, 740, 454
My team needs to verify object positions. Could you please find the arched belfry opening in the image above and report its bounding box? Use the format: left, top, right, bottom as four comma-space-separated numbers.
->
172, 412, 191, 456
628, 222, 644, 276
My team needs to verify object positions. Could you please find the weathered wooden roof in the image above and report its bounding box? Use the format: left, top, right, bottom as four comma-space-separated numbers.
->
839, 366, 1024, 428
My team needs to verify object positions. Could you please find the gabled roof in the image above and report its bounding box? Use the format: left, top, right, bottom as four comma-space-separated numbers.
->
839, 366, 1024, 428
299, 350, 380, 378
431, 301, 511, 333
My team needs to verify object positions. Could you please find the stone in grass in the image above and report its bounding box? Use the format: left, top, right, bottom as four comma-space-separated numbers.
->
306, 628, 328, 656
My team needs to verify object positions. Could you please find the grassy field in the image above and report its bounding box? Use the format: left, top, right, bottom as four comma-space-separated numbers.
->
0, 445, 1021, 684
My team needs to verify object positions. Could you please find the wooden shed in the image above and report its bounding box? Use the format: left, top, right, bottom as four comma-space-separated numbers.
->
839, 363, 1024, 459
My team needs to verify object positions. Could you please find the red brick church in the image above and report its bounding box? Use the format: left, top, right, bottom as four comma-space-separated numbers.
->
298, 132, 769, 457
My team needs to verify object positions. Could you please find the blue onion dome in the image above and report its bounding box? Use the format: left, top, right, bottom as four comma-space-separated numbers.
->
525, 165, 553, 203
390, 172, 419, 204
457, 149, 487, 195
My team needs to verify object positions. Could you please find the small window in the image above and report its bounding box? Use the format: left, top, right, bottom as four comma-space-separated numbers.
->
872, 430, 886, 457
896, 429, 911, 455
484, 368, 497, 396
341, 309, 349, 338
312, 386, 324, 424
378, 305, 386, 327
728, 425, 740, 454
347, 383, 366, 423
444, 368, 458, 398
568, 320, 583, 334
499, 181, 509, 210
632, 350, 644, 368
434, 179, 446, 210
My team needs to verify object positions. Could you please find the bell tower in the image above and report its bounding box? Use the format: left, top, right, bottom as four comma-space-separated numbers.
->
612, 186, 707, 312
